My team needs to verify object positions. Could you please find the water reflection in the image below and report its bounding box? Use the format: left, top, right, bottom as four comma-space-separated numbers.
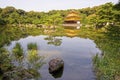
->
44, 35, 62, 46
65, 29, 78, 38
49, 66, 64, 79
6, 35, 101, 80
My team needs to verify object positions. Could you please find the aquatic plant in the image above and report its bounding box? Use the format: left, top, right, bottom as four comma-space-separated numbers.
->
27, 43, 45, 77
12, 43, 24, 59
26, 50, 45, 79
27, 50, 45, 69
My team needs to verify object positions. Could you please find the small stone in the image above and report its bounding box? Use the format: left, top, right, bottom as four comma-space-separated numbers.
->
49, 58, 64, 73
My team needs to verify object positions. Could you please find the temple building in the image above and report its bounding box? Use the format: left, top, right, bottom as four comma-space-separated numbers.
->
63, 10, 80, 29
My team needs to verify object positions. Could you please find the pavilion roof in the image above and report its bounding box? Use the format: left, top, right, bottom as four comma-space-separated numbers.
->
64, 11, 80, 21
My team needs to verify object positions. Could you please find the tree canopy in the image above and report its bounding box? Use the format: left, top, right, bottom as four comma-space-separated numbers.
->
0, 2, 119, 28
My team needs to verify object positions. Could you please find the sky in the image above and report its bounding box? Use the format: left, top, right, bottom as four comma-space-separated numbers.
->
0, 0, 119, 12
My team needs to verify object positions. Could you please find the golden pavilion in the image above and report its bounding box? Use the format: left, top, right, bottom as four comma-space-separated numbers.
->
63, 10, 80, 28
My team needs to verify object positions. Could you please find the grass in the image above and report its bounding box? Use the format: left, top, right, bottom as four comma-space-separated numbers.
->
93, 38, 120, 80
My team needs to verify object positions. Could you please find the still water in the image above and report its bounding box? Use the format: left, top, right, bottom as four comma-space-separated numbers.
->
6, 35, 101, 80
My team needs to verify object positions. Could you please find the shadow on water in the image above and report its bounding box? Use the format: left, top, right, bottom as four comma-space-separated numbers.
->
44, 35, 62, 46
49, 66, 64, 79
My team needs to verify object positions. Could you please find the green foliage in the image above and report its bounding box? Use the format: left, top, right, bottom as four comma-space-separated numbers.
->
0, 43, 44, 79
0, 2, 119, 28
0, 48, 13, 72
93, 38, 120, 80
85, 2, 120, 29
80, 14, 88, 25
27, 50, 44, 69
0, 1, 119, 80
0, 25, 44, 48
12, 43, 24, 58
114, 0, 120, 10
0, 27, 45, 79
0, 6, 67, 26
106, 25, 120, 39
0, 18, 6, 25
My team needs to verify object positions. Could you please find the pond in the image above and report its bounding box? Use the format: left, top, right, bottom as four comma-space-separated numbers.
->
6, 35, 101, 80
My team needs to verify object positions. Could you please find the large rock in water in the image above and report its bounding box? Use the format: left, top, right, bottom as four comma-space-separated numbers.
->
49, 58, 64, 73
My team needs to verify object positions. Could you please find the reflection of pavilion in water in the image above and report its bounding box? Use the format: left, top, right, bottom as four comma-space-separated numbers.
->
65, 29, 79, 38
44, 36, 62, 46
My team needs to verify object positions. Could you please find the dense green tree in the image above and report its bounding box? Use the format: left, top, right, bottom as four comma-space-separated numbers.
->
113, 0, 120, 22
0, 18, 6, 25
114, 0, 120, 10
17, 9, 26, 15
7, 12, 19, 24
97, 3, 114, 23
1, 6, 15, 18
0, 2, 119, 27
87, 14, 98, 25
80, 14, 87, 25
